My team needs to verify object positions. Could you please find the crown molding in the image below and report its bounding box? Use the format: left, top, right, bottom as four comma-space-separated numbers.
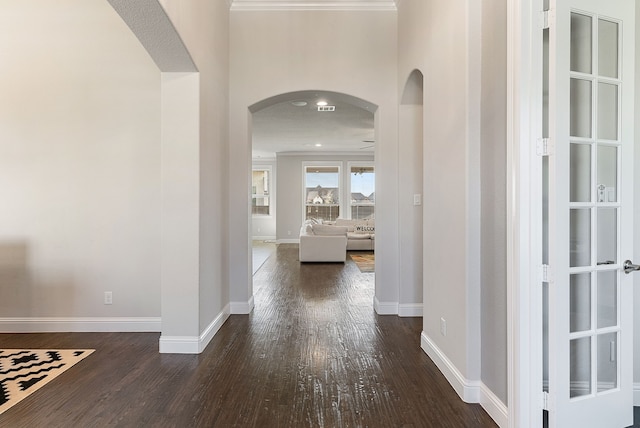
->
275, 151, 374, 157
230, 1, 397, 11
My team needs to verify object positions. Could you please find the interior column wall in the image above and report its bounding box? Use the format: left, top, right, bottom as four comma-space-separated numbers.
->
398, 0, 478, 384
398, 2, 507, 422
398, 71, 424, 317
481, 0, 509, 405
111, 0, 230, 350
157, 0, 231, 339
159, 72, 201, 345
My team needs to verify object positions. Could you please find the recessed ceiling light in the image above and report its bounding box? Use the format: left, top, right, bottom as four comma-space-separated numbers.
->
315, 143, 322, 147
291, 100, 307, 107
316, 101, 328, 106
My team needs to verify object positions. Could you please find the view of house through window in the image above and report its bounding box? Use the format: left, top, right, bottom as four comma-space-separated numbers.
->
305, 166, 340, 221
252, 168, 270, 216
350, 165, 375, 219
303, 164, 375, 222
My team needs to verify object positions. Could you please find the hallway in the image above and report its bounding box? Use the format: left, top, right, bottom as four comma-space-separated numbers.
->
0, 244, 496, 427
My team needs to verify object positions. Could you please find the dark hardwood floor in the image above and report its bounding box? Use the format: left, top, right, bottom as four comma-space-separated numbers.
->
0, 244, 496, 427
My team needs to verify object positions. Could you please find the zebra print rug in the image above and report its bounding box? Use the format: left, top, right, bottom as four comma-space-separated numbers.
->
0, 349, 94, 415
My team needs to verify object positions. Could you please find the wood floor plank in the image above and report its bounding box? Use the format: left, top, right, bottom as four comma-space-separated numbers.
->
0, 244, 497, 427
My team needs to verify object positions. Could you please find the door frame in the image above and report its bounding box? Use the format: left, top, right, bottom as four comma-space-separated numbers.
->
508, 1, 637, 427
507, 0, 545, 426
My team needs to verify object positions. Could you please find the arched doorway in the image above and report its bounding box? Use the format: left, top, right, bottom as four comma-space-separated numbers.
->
249, 90, 377, 292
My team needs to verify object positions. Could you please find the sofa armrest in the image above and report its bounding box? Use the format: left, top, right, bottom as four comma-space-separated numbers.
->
299, 234, 347, 262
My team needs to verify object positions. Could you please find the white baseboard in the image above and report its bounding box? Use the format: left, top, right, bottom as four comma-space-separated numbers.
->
373, 300, 422, 317
480, 382, 508, 428
373, 297, 398, 315
635, 383, 640, 406
158, 335, 199, 354
230, 295, 255, 314
398, 303, 423, 317
252, 236, 276, 241
276, 238, 299, 244
0, 317, 161, 333
420, 331, 480, 402
198, 304, 230, 352
420, 331, 508, 427
159, 304, 230, 354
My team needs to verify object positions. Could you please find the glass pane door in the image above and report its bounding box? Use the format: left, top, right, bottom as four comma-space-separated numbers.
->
547, 0, 634, 427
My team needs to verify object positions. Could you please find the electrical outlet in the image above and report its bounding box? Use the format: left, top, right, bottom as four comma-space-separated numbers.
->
440, 317, 447, 336
287, 230, 291, 236
104, 291, 113, 305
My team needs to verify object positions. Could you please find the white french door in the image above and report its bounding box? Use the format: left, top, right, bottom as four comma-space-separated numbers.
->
546, 0, 635, 427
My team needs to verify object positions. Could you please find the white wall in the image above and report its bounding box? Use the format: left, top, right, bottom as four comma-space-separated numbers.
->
229, 10, 399, 311
480, 0, 508, 405
398, 0, 507, 415
0, 0, 161, 324
421, 0, 481, 394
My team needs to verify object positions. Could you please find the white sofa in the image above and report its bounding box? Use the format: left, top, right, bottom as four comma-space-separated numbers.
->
298, 218, 375, 262
334, 218, 375, 251
299, 222, 348, 262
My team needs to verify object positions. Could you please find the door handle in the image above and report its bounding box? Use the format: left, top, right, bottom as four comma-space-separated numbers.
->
623, 260, 640, 274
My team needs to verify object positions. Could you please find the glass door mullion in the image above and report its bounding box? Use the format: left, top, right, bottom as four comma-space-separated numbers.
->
569, 266, 592, 275
587, 13, 599, 401
569, 326, 619, 341
569, 330, 596, 340
589, 262, 598, 397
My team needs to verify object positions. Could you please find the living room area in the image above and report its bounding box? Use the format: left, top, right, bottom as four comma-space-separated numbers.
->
252, 157, 376, 273
251, 91, 376, 273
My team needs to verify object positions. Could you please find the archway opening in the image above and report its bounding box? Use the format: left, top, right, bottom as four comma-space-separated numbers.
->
249, 90, 378, 292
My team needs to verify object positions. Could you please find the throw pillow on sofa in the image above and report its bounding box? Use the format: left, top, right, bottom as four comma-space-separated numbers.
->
355, 224, 375, 233
312, 224, 348, 236
334, 218, 356, 232
347, 232, 371, 239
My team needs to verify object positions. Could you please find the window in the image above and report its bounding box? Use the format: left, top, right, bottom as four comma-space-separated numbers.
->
252, 168, 271, 216
350, 164, 375, 220
304, 165, 340, 221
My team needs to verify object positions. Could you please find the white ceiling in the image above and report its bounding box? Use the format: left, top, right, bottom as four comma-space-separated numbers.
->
251, 91, 376, 159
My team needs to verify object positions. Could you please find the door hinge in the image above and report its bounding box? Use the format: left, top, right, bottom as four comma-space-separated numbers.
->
536, 138, 554, 156
542, 391, 550, 411
540, 264, 553, 283
540, 9, 554, 30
